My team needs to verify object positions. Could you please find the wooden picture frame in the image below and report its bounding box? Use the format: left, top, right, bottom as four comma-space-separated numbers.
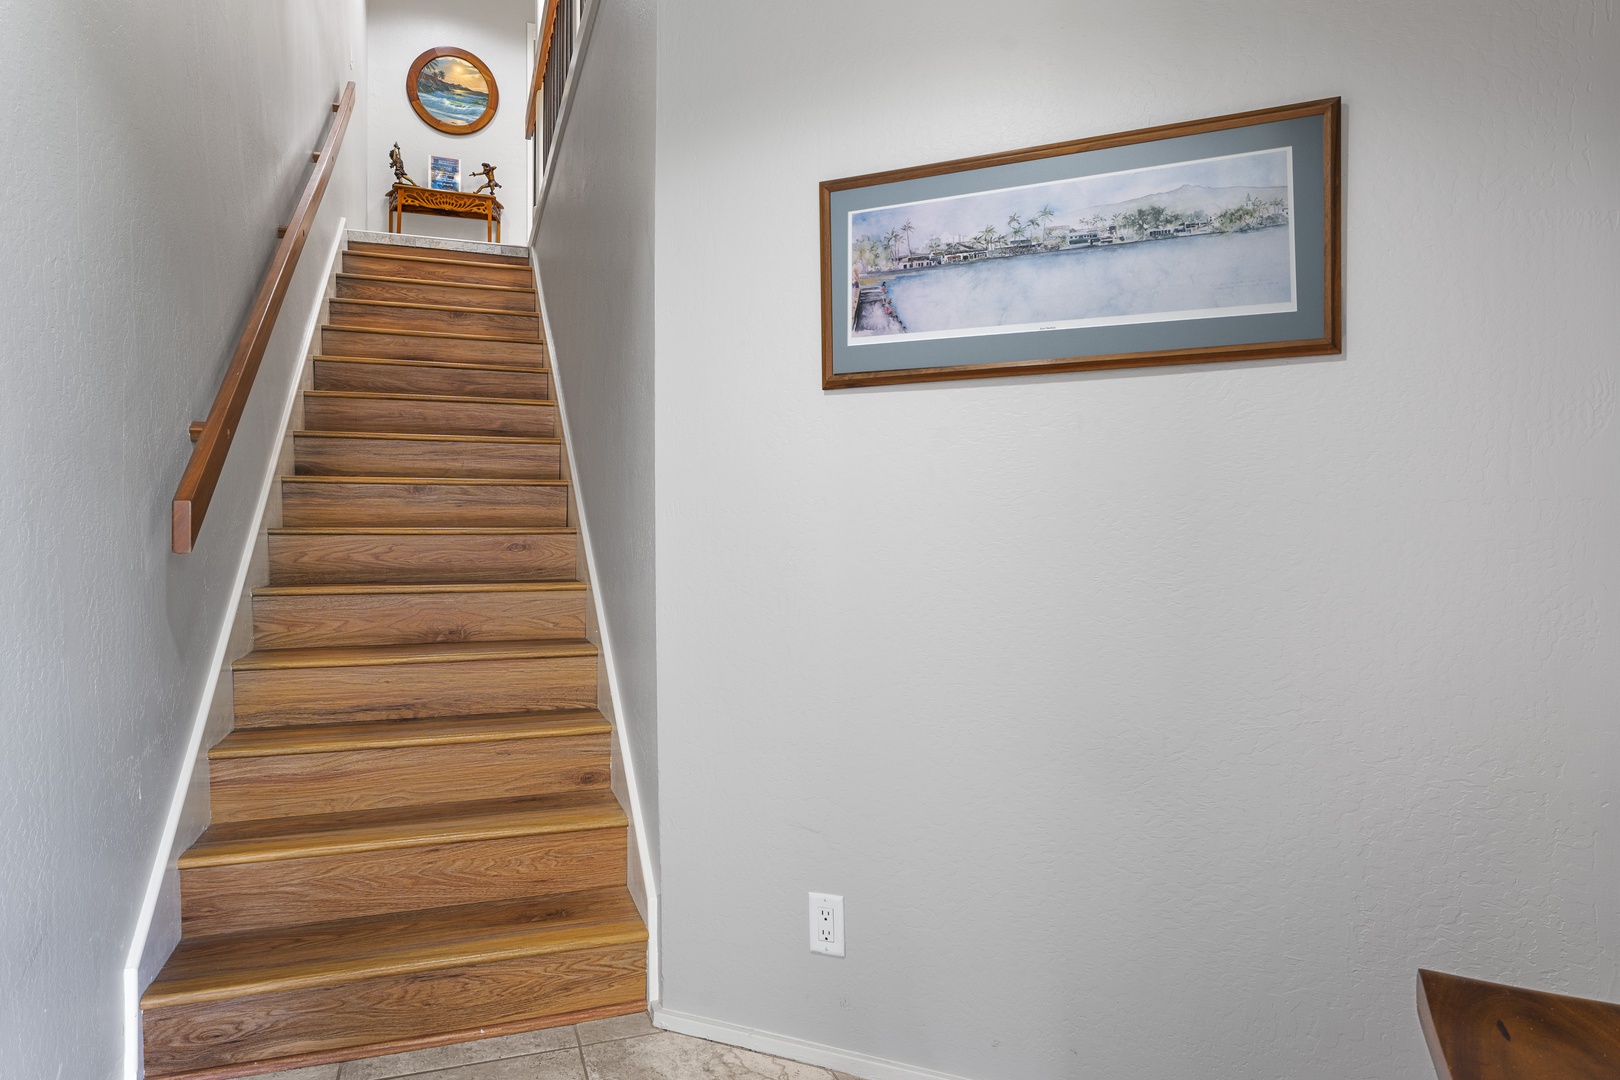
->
820, 99, 1341, 389
407, 47, 499, 135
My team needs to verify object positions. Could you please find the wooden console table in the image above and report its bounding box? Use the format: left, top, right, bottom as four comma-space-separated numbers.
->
388, 183, 504, 242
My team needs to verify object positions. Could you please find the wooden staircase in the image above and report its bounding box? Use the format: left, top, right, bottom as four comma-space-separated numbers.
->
143, 240, 647, 1079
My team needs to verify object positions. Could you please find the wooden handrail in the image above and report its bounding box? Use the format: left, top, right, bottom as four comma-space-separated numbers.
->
172, 82, 355, 553
526, 0, 563, 138
1418, 968, 1620, 1079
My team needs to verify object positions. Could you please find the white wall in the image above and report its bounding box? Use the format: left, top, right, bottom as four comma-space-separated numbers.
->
653, 2, 1619, 1078
368, 0, 533, 242
0, 2, 366, 1077
533, 0, 661, 880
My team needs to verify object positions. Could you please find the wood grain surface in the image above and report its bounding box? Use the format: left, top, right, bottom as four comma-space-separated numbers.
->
144, 941, 645, 1076
335, 273, 537, 312
231, 644, 599, 726
212, 709, 609, 757
279, 476, 569, 529
208, 730, 609, 821
341, 251, 534, 287
312, 356, 550, 398
328, 299, 540, 340
181, 823, 626, 935
321, 325, 545, 366
267, 527, 579, 585
292, 431, 561, 480
302, 390, 556, 438
251, 581, 586, 648
1417, 968, 1620, 1080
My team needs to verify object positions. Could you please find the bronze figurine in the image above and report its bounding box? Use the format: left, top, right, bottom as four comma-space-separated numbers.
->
471, 163, 501, 196
389, 142, 417, 186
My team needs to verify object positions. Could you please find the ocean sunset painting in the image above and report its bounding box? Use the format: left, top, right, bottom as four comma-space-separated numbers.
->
847, 148, 1298, 344
415, 55, 490, 127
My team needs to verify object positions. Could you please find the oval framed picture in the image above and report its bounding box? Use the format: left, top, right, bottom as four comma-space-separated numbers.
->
407, 47, 498, 135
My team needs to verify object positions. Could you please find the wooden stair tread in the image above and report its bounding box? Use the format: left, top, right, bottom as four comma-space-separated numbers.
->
211, 710, 609, 759
321, 324, 539, 346
142, 887, 644, 1008
281, 475, 568, 487
340, 250, 531, 272
269, 526, 577, 536
306, 389, 553, 406
254, 581, 584, 597
235, 638, 597, 671
294, 430, 560, 447
330, 297, 539, 318
313, 354, 550, 374
338, 271, 535, 294
181, 790, 627, 868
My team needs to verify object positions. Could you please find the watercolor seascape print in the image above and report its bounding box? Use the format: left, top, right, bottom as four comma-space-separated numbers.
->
415, 55, 490, 128
847, 148, 1298, 345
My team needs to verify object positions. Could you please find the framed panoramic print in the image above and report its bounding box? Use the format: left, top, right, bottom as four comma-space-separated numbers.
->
819, 99, 1341, 389
407, 47, 499, 135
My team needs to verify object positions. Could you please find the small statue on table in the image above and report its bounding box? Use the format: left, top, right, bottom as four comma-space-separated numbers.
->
389, 142, 417, 186
471, 163, 501, 197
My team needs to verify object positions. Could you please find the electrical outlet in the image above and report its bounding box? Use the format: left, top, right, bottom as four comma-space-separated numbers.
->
809, 892, 844, 957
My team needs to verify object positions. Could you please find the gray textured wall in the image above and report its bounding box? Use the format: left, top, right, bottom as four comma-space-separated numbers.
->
0, 3, 366, 1076
533, 0, 661, 883
651, 1, 1619, 1077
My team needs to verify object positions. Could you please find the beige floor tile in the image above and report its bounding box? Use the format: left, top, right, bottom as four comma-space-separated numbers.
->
343, 1047, 585, 1079
582, 1031, 835, 1080
573, 1011, 656, 1045
337, 1028, 580, 1078
255, 1065, 341, 1080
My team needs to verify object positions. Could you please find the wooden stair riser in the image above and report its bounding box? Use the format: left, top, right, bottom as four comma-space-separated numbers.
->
209, 734, 611, 824
142, 943, 645, 1078
313, 358, 549, 399
322, 327, 545, 367
252, 588, 586, 649
281, 479, 568, 529
268, 531, 578, 586
347, 241, 531, 266
341, 252, 534, 287
303, 395, 556, 438
336, 274, 537, 313
293, 434, 561, 480
181, 827, 627, 936
329, 300, 541, 340
232, 655, 599, 727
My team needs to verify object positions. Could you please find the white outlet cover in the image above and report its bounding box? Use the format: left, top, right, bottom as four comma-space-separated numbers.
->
809, 892, 844, 957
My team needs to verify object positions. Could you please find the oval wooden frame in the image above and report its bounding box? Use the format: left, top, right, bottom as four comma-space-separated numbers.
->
406, 47, 499, 135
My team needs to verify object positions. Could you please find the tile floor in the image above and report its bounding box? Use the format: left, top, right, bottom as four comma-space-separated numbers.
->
254, 1014, 866, 1080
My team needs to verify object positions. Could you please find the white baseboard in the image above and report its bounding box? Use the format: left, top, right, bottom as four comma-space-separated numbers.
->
120, 219, 346, 1080
652, 1007, 980, 1080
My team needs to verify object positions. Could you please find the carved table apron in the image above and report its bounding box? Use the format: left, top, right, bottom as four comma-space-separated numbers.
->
388, 183, 504, 243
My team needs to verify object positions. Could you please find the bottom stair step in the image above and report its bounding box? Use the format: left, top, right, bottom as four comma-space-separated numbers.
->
142, 887, 647, 1079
